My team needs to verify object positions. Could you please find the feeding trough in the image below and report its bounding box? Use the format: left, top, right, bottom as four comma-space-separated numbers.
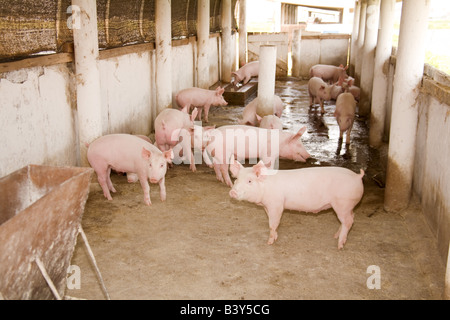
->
0, 165, 94, 300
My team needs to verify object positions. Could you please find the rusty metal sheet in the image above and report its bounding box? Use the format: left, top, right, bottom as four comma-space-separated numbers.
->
0, 165, 93, 300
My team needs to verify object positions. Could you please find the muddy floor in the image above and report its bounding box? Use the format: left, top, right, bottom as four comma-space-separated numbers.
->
66, 79, 446, 300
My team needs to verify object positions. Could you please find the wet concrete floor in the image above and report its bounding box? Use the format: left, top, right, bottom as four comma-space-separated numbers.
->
67, 79, 446, 300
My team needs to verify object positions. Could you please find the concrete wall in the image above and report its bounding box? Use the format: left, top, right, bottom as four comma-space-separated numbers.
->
413, 72, 450, 260
384, 52, 450, 260
0, 35, 223, 178
0, 65, 78, 178
299, 33, 350, 78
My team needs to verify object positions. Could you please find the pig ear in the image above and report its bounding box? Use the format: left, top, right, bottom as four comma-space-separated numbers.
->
255, 113, 262, 123
253, 160, 268, 178
164, 149, 174, 163
290, 126, 307, 141
181, 105, 189, 113
191, 108, 198, 121
229, 158, 244, 178
142, 147, 152, 160
348, 79, 354, 87
216, 87, 225, 95
344, 65, 349, 70
339, 64, 344, 68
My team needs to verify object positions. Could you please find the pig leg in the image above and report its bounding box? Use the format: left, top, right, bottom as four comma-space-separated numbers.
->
203, 105, 211, 123
319, 99, 325, 114
138, 174, 152, 206
333, 204, 355, 249
106, 167, 117, 193
189, 150, 197, 172
91, 163, 114, 200
264, 205, 284, 245
220, 164, 233, 187
159, 176, 166, 202
213, 163, 225, 183
345, 121, 354, 144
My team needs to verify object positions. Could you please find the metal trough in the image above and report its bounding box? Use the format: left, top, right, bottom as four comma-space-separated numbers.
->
0, 165, 94, 300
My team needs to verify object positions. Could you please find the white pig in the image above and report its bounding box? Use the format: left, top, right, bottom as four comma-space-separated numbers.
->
259, 115, 283, 130
239, 96, 284, 126
308, 77, 332, 114
232, 61, 259, 86
203, 125, 310, 187
175, 87, 228, 123
334, 92, 357, 144
154, 106, 198, 172
87, 134, 173, 206
229, 161, 364, 249
309, 64, 348, 84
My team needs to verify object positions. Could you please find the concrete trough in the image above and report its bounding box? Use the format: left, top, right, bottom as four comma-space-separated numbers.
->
0, 165, 93, 300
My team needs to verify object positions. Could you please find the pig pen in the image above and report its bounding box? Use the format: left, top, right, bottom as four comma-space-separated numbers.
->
67, 79, 446, 300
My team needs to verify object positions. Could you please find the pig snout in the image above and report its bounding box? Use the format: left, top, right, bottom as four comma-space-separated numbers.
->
149, 177, 160, 184
229, 189, 238, 199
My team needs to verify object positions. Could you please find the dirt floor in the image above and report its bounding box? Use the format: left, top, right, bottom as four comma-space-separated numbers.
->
66, 79, 446, 300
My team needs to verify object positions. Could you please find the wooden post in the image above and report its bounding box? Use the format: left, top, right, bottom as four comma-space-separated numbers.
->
359, 0, 380, 117
256, 45, 277, 117
221, 0, 232, 83
355, 0, 367, 86
72, 0, 103, 167
197, 0, 210, 89
292, 29, 302, 78
350, 1, 361, 77
369, 0, 396, 147
238, 0, 247, 68
155, 0, 172, 114
384, 0, 430, 213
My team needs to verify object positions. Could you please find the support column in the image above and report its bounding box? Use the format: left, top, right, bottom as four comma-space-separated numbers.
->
292, 28, 302, 78
155, 0, 172, 114
359, 0, 380, 117
369, 0, 395, 147
350, 1, 361, 77
384, 0, 430, 213
238, 0, 247, 68
72, 0, 102, 167
355, 0, 367, 86
197, 0, 210, 89
256, 45, 277, 117
221, 0, 232, 82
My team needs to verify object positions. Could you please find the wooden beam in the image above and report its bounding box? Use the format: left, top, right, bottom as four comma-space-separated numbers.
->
0, 53, 73, 73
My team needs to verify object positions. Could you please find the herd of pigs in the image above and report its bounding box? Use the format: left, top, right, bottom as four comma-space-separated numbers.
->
87, 61, 364, 250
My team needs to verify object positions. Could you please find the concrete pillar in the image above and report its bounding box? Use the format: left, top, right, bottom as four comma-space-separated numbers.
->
384, 0, 430, 213
221, 0, 232, 82
359, 0, 380, 117
197, 0, 210, 89
355, 0, 367, 86
292, 29, 302, 78
369, 0, 395, 147
256, 45, 277, 117
155, 0, 172, 114
350, 1, 361, 77
72, 0, 103, 167
238, 0, 247, 68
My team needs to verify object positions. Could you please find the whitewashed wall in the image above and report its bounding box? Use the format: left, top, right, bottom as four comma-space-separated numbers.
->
0, 65, 78, 177
413, 75, 450, 260
0, 35, 222, 178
